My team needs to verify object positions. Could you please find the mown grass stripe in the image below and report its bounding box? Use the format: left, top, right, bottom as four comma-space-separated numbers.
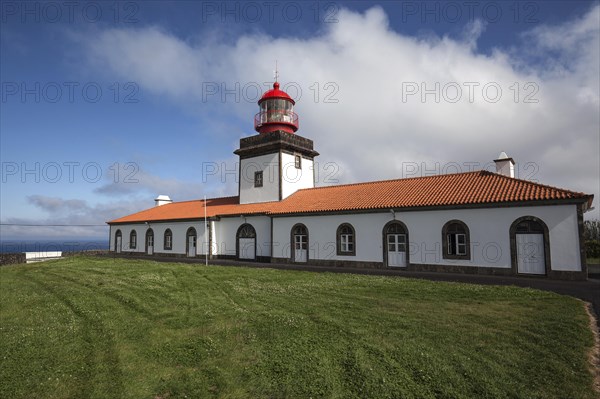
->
0, 256, 596, 398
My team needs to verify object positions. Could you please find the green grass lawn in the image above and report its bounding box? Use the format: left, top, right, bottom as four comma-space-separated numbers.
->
0, 256, 596, 399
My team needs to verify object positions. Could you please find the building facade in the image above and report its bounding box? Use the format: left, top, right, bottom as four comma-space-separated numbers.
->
108, 82, 593, 280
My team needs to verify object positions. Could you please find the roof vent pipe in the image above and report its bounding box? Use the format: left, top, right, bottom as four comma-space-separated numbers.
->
155, 195, 173, 206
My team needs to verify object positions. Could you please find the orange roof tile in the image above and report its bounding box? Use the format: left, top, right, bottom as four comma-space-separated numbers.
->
107, 171, 593, 224
108, 196, 273, 224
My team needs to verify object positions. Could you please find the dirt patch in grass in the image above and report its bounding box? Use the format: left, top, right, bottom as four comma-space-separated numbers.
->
584, 302, 600, 394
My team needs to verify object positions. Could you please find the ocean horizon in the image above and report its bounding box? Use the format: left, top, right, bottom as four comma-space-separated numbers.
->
0, 240, 109, 254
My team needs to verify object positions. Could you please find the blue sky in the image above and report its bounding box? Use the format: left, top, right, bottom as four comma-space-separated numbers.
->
1, 0, 599, 240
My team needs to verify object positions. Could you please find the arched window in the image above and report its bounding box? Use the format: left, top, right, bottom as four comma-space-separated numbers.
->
186, 227, 197, 257
385, 222, 406, 235
336, 223, 355, 256
292, 224, 307, 237
130, 230, 137, 249
515, 219, 545, 234
145, 229, 154, 255
291, 223, 309, 263
237, 224, 257, 260
383, 221, 409, 267
164, 229, 173, 250
442, 220, 470, 260
115, 230, 122, 253
237, 224, 256, 238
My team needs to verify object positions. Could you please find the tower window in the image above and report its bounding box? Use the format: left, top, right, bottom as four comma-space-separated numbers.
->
295, 155, 301, 169
254, 171, 263, 187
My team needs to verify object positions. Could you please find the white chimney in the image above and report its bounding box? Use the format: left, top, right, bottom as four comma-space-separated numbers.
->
154, 195, 173, 206
494, 152, 515, 178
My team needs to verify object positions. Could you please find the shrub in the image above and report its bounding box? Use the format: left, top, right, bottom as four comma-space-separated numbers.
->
584, 240, 600, 259
583, 220, 600, 241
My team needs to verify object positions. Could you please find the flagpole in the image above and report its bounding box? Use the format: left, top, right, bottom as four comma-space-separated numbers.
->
204, 195, 208, 266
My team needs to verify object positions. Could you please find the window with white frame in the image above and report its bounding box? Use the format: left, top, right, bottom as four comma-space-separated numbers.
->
447, 232, 466, 255
130, 230, 137, 249
337, 223, 356, 256
442, 221, 470, 259
164, 229, 173, 250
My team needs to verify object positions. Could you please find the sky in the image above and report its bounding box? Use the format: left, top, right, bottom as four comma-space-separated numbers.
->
1, 0, 599, 240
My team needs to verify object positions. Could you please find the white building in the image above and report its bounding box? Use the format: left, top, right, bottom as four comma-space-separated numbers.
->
108, 82, 594, 280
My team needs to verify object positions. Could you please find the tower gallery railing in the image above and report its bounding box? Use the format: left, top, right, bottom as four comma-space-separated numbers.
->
254, 110, 299, 130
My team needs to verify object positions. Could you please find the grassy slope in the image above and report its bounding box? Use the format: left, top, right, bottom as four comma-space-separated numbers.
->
0, 256, 596, 399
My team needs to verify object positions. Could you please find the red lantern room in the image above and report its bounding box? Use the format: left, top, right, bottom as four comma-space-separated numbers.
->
254, 82, 299, 134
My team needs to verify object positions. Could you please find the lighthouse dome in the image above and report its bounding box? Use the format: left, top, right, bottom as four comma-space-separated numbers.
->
258, 82, 295, 105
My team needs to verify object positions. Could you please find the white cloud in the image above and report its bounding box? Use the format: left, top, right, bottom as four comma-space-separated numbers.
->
74, 4, 599, 219
461, 19, 487, 50
0, 166, 243, 239
28, 195, 88, 213
0, 195, 146, 239
94, 169, 203, 199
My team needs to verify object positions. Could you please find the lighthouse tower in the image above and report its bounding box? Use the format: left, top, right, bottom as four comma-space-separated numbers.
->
235, 81, 319, 204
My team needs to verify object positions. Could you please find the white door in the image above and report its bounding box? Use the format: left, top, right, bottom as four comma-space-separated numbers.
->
147, 235, 153, 255
294, 234, 307, 263
516, 234, 545, 274
188, 236, 196, 257
116, 236, 122, 253
239, 238, 255, 260
387, 234, 406, 267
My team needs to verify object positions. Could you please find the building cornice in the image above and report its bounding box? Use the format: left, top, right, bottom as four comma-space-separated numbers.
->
234, 130, 319, 159
107, 198, 588, 224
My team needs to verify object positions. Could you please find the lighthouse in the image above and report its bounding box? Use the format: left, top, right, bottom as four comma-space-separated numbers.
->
254, 82, 299, 134
235, 80, 319, 204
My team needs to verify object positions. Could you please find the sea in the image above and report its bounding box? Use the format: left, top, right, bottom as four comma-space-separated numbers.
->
0, 240, 109, 254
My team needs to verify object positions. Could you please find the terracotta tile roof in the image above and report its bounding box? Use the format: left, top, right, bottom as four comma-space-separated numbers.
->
107, 171, 593, 224
267, 171, 592, 215
107, 196, 274, 224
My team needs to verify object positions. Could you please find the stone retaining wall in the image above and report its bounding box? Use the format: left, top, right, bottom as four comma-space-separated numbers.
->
63, 250, 109, 257
0, 253, 27, 266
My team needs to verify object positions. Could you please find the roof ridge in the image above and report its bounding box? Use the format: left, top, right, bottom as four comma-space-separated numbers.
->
172, 195, 239, 204
488, 171, 587, 195
289, 170, 587, 197
293, 170, 486, 193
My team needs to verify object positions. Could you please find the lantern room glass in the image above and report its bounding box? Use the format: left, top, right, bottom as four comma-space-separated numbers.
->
262, 99, 293, 111
260, 98, 294, 124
